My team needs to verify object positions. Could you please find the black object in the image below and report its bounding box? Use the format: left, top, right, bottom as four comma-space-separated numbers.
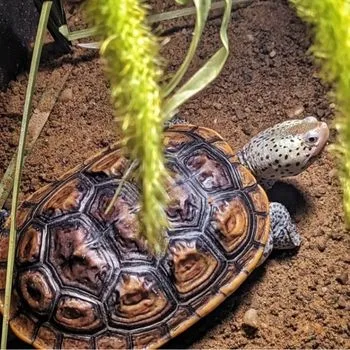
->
0, 0, 71, 90
33, 0, 71, 52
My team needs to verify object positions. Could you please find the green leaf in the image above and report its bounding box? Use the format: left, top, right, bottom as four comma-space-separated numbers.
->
163, 0, 232, 118
163, 0, 211, 97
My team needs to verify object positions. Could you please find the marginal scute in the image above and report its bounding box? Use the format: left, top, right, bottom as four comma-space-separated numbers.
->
168, 124, 196, 133
195, 291, 226, 318
236, 245, 261, 274
14, 183, 56, 229
212, 196, 250, 253
15, 202, 35, 230
17, 224, 42, 265
219, 263, 240, 295
18, 269, 56, 313
55, 296, 102, 331
192, 126, 224, 142
108, 272, 174, 326
48, 220, 111, 295
167, 238, 220, 296
96, 334, 128, 350
86, 149, 129, 178
212, 140, 235, 157
132, 328, 165, 349
248, 186, 269, 213
62, 336, 92, 349
164, 131, 193, 153
166, 307, 192, 331
10, 314, 36, 343
236, 164, 257, 187
39, 177, 89, 218
255, 215, 270, 244
186, 149, 233, 191
33, 325, 57, 349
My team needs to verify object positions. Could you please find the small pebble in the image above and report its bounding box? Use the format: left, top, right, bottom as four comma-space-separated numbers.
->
286, 105, 304, 118
242, 126, 253, 136
243, 308, 259, 329
269, 50, 277, 58
336, 271, 349, 285
337, 295, 347, 309
246, 34, 254, 42
317, 238, 327, 252
213, 102, 222, 110
60, 88, 73, 102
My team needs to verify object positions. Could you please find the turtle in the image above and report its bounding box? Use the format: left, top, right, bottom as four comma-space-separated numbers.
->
0, 116, 329, 349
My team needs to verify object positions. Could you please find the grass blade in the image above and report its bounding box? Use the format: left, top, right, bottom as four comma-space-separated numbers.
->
163, 0, 211, 97
0, 2, 52, 347
163, 0, 233, 118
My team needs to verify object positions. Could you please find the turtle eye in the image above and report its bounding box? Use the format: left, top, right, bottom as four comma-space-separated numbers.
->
304, 130, 319, 144
307, 136, 318, 143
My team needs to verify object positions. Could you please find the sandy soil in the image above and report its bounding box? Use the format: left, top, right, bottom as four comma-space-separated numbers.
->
0, 0, 349, 348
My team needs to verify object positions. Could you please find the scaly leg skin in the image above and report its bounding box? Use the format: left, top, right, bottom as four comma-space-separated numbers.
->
0, 209, 9, 232
259, 202, 301, 265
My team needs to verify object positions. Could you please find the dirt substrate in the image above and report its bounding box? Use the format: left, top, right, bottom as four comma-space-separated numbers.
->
0, 0, 349, 348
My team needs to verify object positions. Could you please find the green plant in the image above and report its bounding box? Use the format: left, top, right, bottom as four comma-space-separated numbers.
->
291, 0, 350, 225
86, 0, 233, 252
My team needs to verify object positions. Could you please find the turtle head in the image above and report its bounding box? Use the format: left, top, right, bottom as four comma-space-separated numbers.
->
238, 116, 329, 181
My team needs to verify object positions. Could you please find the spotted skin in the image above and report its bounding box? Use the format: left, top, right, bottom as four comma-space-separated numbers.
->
0, 209, 8, 232
237, 116, 329, 184
260, 202, 300, 265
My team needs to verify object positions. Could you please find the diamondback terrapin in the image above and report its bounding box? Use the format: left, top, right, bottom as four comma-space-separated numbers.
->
0, 116, 329, 349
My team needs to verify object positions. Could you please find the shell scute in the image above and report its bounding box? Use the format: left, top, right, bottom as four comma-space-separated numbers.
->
164, 131, 194, 153
236, 163, 257, 188
18, 268, 57, 315
61, 336, 92, 349
17, 223, 42, 265
38, 177, 91, 220
165, 237, 224, 299
85, 148, 129, 180
47, 218, 114, 296
107, 271, 176, 328
248, 186, 269, 213
54, 295, 103, 332
166, 180, 208, 234
210, 195, 251, 255
191, 126, 224, 143
33, 325, 58, 349
185, 148, 236, 192
132, 328, 167, 350
96, 333, 128, 350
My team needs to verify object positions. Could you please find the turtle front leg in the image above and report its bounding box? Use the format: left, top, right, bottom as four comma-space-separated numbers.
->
259, 202, 301, 265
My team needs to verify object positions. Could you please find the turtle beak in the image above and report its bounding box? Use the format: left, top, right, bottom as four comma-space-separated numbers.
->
314, 121, 330, 155
305, 121, 330, 166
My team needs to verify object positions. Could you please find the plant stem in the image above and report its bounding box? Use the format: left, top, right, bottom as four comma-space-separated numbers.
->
60, 0, 252, 42
0, 2, 52, 348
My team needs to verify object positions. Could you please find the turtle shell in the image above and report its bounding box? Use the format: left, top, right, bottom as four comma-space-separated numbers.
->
0, 124, 270, 349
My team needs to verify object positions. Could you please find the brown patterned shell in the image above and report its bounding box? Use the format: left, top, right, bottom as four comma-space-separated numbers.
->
0, 124, 270, 349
